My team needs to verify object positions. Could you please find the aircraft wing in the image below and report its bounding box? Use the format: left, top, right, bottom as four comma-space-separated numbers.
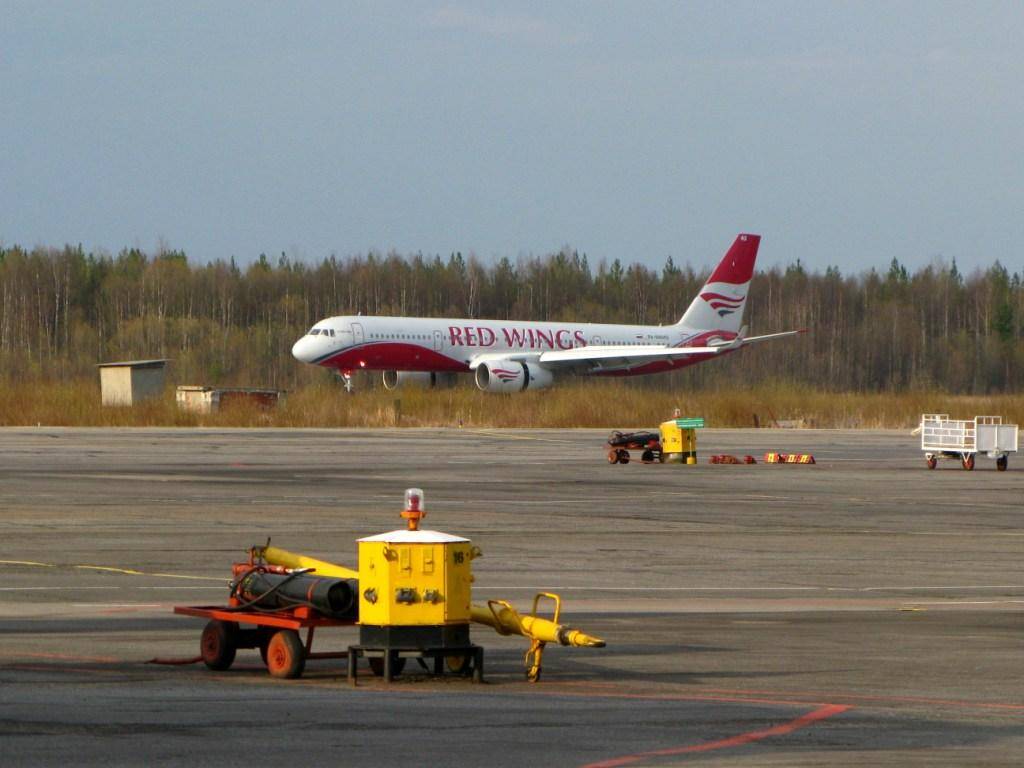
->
537, 327, 806, 371
468, 345, 721, 374
469, 328, 804, 373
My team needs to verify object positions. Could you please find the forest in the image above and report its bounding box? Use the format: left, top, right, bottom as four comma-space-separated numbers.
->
0, 242, 1022, 394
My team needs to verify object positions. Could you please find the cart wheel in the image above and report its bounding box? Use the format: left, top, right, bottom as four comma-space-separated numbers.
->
641, 449, 654, 463
962, 454, 975, 471
996, 455, 1008, 471
368, 655, 406, 677
200, 620, 237, 671
266, 629, 305, 679
607, 449, 619, 464
926, 457, 937, 470
619, 450, 630, 465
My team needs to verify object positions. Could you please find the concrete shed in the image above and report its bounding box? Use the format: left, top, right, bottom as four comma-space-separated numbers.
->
97, 359, 169, 406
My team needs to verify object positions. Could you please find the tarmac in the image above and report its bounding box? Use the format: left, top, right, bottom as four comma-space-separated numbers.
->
1, 426, 1022, 766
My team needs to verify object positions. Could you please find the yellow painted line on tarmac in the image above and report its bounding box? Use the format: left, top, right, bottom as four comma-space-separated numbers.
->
0, 559, 57, 568
75, 564, 146, 575
0, 559, 222, 582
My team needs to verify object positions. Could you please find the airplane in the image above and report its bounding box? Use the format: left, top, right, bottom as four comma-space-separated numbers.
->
291, 234, 804, 393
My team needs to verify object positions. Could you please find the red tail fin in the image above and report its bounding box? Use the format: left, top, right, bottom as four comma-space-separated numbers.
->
706, 234, 760, 285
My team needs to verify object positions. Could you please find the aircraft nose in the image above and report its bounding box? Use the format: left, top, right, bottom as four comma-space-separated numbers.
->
292, 336, 316, 364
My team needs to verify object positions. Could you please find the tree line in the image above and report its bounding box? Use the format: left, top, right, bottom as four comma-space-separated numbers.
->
0, 243, 1021, 392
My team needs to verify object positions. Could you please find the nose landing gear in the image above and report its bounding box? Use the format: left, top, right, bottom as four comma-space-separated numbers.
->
336, 370, 355, 393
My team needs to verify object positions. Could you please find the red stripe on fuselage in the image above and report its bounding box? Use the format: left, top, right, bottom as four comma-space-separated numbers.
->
317, 342, 469, 373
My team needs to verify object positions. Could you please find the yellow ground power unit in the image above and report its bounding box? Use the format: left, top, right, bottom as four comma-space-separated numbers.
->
350, 488, 484, 680
660, 416, 703, 464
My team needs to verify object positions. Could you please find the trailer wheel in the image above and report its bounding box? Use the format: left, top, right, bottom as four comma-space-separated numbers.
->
926, 457, 937, 470
200, 620, 237, 671
368, 655, 406, 677
641, 449, 654, 463
962, 454, 975, 471
997, 455, 1008, 471
619, 450, 630, 465
266, 629, 305, 679
607, 449, 619, 464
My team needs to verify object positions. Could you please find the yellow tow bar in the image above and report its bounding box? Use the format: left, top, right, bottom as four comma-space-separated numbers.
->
470, 592, 605, 681
252, 543, 359, 580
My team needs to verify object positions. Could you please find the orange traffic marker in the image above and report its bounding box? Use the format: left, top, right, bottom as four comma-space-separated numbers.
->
764, 452, 815, 464
785, 453, 815, 464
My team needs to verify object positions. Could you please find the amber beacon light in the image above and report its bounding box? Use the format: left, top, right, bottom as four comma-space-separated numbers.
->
401, 487, 425, 530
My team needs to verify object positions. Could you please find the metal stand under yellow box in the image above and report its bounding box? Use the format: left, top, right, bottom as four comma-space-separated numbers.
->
660, 416, 703, 464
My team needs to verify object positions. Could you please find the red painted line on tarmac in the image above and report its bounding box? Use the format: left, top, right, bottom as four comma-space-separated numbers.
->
579, 703, 849, 768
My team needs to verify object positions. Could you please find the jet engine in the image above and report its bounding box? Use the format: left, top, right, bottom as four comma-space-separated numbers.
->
382, 371, 455, 390
474, 360, 554, 393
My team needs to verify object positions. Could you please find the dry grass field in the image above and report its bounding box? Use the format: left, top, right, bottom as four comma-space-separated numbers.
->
2, 378, 1022, 429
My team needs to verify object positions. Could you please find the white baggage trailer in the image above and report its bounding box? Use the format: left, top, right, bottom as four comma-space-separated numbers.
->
919, 414, 1018, 471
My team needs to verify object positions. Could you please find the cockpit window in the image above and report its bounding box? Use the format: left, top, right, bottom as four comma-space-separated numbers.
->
310, 329, 321, 336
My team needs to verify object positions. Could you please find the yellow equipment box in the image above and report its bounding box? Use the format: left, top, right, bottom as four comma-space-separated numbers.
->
660, 420, 698, 464
357, 530, 474, 626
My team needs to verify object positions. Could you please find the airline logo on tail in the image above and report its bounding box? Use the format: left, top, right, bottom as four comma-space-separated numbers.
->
700, 291, 745, 316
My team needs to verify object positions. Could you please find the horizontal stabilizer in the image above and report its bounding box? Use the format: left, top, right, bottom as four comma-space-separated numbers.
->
741, 329, 807, 345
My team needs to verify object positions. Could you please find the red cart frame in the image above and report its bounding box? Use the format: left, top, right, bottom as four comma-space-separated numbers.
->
174, 602, 356, 679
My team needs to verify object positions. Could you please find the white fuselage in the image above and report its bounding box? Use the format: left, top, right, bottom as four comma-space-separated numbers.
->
291, 315, 723, 375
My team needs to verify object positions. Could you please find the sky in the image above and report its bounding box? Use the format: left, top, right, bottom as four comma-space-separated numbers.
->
2, 1, 1023, 274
